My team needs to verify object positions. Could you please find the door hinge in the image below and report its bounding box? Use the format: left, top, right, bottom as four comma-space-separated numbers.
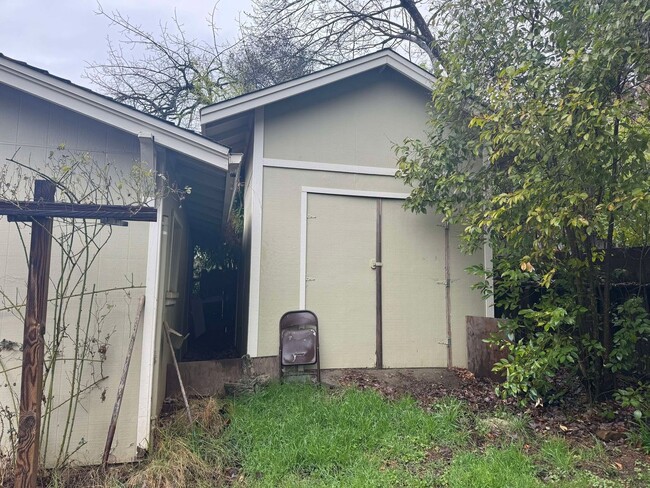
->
438, 337, 451, 347
307, 215, 317, 220
305, 277, 316, 282
370, 258, 383, 270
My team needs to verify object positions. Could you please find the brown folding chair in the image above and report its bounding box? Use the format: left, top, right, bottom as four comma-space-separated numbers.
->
279, 310, 321, 384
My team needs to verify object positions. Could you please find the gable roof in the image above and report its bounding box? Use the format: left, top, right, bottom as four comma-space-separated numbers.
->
200, 49, 434, 125
0, 53, 230, 168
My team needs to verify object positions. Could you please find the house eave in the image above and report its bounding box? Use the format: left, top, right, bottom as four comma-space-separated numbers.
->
200, 50, 434, 125
0, 54, 230, 169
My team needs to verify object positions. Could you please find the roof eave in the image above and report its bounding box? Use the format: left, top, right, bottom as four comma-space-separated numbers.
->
200, 50, 434, 125
0, 56, 230, 169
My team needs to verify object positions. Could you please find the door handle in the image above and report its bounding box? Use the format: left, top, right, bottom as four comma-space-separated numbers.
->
370, 258, 383, 270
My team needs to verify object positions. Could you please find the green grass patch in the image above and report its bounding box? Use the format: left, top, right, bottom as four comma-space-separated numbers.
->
37, 384, 643, 487
225, 383, 468, 486
442, 445, 542, 488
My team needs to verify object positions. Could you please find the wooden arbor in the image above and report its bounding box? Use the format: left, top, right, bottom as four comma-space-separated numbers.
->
0, 180, 157, 488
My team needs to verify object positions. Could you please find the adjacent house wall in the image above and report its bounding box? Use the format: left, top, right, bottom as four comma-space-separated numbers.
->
0, 84, 149, 464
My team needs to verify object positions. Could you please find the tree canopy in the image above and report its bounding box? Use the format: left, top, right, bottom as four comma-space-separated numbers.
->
87, 1, 450, 128
245, 0, 445, 68
86, 4, 318, 128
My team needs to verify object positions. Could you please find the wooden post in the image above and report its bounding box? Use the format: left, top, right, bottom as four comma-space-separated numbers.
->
0, 179, 158, 481
102, 296, 146, 469
163, 322, 192, 424
14, 180, 56, 488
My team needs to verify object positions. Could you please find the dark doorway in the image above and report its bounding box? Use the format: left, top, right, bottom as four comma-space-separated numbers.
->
183, 244, 240, 361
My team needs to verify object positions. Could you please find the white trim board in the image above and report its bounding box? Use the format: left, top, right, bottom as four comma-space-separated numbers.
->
136, 136, 161, 452
201, 50, 435, 123
302, 187, 409, 200
246, 107, 264, 357
0, 54, 230, 168
263, 158, 397, 176
483, 242, 495, 318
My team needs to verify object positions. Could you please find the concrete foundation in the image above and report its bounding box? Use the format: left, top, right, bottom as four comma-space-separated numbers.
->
166, 356, 279, 397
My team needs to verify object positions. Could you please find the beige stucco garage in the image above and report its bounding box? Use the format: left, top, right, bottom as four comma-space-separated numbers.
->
201, 50, 489, 370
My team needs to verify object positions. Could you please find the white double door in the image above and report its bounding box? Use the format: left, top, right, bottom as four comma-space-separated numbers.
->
305, 193, 448, 369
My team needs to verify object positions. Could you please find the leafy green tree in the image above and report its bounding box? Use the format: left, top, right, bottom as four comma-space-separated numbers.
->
397, 0, 650, 403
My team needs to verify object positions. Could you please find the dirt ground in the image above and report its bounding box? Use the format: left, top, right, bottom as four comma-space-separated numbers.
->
322, 367, 507, 413
322, 367, 464, 390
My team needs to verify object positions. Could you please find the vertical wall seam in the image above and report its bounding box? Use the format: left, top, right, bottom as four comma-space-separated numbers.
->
444, 222, 453, 368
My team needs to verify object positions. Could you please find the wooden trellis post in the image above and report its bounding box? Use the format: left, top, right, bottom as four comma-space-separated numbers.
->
14, 181, 55, 488
0, 179, 157, 488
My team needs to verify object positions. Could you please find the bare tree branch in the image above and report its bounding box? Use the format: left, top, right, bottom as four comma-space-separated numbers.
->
245, 0, 447, 70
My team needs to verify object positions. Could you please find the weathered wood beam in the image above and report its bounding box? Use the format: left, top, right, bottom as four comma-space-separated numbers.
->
0, 202, 157, 222
14, 180, 56, 488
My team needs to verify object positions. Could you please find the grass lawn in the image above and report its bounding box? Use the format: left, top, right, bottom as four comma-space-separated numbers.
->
32, 382, 650, 487
222, 384, 648, 487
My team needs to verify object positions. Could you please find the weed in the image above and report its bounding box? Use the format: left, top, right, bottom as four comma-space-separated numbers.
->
0, 454, 11, 487
539, 437, 577, 474
627, 415, 650, 454
40, 397, 234, 488
632, 460, 650, 486
125, 398, 232, 488
557, 471, 621, 488
31, 383, 648, 487
577, 439, 607, 463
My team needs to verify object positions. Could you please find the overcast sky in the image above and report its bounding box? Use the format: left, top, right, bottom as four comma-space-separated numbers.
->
0, 0, 251, 89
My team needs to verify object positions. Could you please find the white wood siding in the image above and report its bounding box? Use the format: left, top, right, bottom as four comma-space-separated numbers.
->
0, 84, 148, 464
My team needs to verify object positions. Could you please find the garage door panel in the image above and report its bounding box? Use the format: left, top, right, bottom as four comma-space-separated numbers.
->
306, 194, 376, 368
382, 201, 447, 368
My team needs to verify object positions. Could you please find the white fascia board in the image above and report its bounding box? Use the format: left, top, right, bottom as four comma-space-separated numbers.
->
0, 57, 230, 169
263, 158, 397, 176
201, 51, 434, 124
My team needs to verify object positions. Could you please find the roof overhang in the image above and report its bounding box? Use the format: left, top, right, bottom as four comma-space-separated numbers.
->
172, 153, 228, 248
0, 53, 230, 169
200, 50, 435, 125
